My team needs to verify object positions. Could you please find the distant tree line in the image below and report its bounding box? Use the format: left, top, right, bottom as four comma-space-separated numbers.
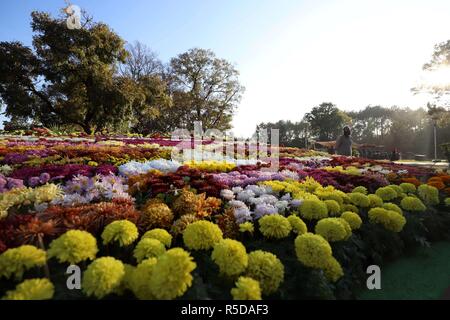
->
256, 103, 450, 158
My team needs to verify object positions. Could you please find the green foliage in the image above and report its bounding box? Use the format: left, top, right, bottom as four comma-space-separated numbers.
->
0, 11, 144, 134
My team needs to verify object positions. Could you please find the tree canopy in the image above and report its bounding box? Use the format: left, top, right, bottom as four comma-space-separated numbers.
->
0, 11, 146, 134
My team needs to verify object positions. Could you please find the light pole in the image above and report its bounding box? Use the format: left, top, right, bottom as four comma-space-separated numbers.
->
432, 116, 438, 161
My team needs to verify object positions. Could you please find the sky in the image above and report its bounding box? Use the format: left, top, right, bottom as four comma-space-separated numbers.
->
1, 0, 449, 136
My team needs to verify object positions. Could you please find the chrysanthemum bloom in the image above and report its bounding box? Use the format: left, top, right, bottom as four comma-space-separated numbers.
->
245, 250, 284, 296
47, 230, 98, 265
418, 184, 439, 205
82, 257, 125, 299
287, 215, 307, 234
352, 186, 368, 195
102, 220, 139, 247
299, 199, 328, 220
324, 199, 341, 216
445, 198, 450, 206
294, 233, 332, 269
382, 203, 403, 214
2, 278, 54, 300
375, 186, 398, 201
140, 200, 174, 230
318, 191, 344, 206
427, 180, 445, 190
368, 194, 383, 208
231, 276, 262, 300
348, 193, 370, 207
133, 238, 166, 263
115, 263, 137, 296
239, 222, 254, 233
149, 248, 196, 299
0, 245, 46, 280
128, 258, 157, 300
341, 204, 359, 213
399, 183, 416, 194
173, 189, 200, 216
323, 257, 344, 282
171, 214, 199, 236
315, 218, 348, 242
338, 217, 352, 239
388, 185, 403, 197
340, 212, 362, 230
258, 214, 292, 239
141, 228, 172, 248
400, 196, 426, 212
368, 208, 406, 232
183, 220, 223, 250
211, 239, 248, 277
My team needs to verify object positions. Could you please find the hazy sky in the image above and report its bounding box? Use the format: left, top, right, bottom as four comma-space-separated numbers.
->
1, 0, 449, 136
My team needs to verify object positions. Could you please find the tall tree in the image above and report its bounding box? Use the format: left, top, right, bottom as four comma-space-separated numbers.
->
412, 40, 450, 125
304, 102, 351, 141
0, 11, 144, 134
119, 41, 164, 81
168, 48, 245, 131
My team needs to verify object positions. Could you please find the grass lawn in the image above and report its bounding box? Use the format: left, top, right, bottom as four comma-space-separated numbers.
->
358, 242, 450, 300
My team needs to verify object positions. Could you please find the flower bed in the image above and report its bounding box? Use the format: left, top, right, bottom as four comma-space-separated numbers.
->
0, 135, 449, 300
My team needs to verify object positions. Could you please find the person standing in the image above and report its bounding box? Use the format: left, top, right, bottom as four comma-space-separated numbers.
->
335, 126, 353, 156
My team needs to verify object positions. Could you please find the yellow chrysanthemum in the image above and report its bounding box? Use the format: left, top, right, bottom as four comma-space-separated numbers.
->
445, 198, 450, 206
337, 218, 352, 239
382, 203, 403, 214
231, 276, 262, 300
299, 199, 328, 220
245, 250, 284, 295
418, 184, 439, 205
287, 215, 307, 234
142, 228, 172, 248
149, 248, 197, 299
368, 208, 406, 232
340, 211, 362, 230
2, 278, 54, 300
400, 196, 426, 212
129, 258, 158, 300
211, 239, 248, 277
133, 238, 166, 263
116, 263, 136, 296
0, 245, 46, 280
183, 220, 223, 250
102, 220, 139, 247
315, 218, 348, 242
316, 190, 344, 206
348, 193, 370, 207
324, 199, 341, 216
323, 257, 344, 283
341, 204, 359, 213
82, 257, 125, 299
294, 233, 332, 269
400, 183, 416, 193
47, 230, 98, 264
368, 194, 383, 208
258, 214, 292, 239
375, 186, 398, 201
352, 186, 368, 194
239, 222, 254, 233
